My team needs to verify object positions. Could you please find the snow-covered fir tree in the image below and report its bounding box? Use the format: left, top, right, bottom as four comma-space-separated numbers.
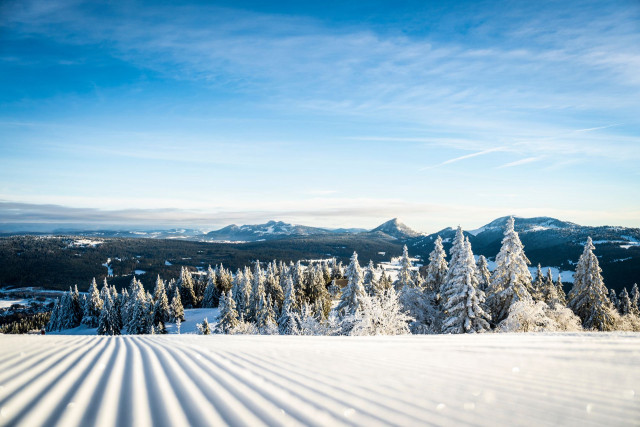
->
201, 265, 219, 308
70, 285, 83, 327
336, 252, 366, 319
278, 275, 301, 335
618, 288, 632, 316
395, 245, 414, 290
215, 290, 240, 334
82, 278, 103, 327
486, 217, 533, 325
567, 237, 617, 331
610, 289, 620, 312
425, 236, 448, 293
97, 288, 120, 335
177, 267, 197, 308
441, 237, 491, 334
46, 298, 61, 332
59, 291, 75, 330
216, 265, 234, 294
363, 260, 376, 295
531, 264, 544, 301
170, 292, 185, 322
631, 283, 640, 316
555, 275, 567, 306
307, 264, 331, 320
541, 268, 563, 306
265, 261, 284, 310
475, 255, 491, 292
153, 275, 171, 325
127, 281, 152, 335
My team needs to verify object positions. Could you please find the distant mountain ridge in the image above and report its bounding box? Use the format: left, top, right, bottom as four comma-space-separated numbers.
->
370, 218, 422, 239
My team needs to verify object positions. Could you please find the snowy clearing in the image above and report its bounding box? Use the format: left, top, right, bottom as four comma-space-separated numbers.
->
0, 333, 638, 426
0, 299, 27, 309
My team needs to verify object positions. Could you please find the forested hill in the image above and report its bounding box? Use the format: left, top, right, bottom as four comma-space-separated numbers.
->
0, 234, 404, 292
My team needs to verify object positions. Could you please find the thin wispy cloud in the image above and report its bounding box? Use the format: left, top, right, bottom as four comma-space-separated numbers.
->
496, 157, 542, 169
421, 147, 505, 170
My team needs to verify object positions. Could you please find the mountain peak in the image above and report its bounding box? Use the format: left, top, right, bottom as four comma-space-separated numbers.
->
371, 218, 421, 239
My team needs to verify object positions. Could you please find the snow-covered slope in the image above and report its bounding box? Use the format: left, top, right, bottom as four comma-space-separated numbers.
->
370, 218, 421, 239
0, 333, 638, 426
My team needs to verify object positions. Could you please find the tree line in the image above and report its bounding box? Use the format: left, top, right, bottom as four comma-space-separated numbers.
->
45, 217, 640, 335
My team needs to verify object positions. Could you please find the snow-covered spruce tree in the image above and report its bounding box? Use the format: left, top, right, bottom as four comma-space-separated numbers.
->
336, 252, 366, 318
610, 289, 620, 313
82, 278, 103, 327
70, 285, 83, 327
177, 267, 197, 308
349, 287, 413, 336
394, 245, 414, 290
278, 275, 301, 335
153, 276, 171, 325
59, 291, 75, 330
541, 268, 562, 307
215, 290, 240, 334
46, 298, 61, 332
618, 288, 632, 316
531, 264, 544, 301
248, 261, 265, 322
475, 255, 491, 292
170, 292, 185, 322
555, 275, 567, 306
127, 284, 152, 335
196, 318, 212, 335
441, 237, 491, 334
631, 283, 640, 316
254, 272, 278, 334
299, 303, 323, 335
374, 272, 393, 295
202, 266, 220, 308
486, 217, 533, 325
425, 236, 449, 293
363, 260, 376, 296
97, 289, 120, 335
265, 261, 284, 311
292, 261, 306, 309
440, 227, 465, 307
110, 286, 123, 331
567, 237, 617, 331
307, 264, 331, 320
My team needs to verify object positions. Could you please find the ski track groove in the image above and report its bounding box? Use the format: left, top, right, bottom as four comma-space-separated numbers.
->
0, 334, 639, 426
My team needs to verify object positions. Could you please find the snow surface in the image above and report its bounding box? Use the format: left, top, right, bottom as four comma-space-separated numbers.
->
0, 299, 27, 308
0, 333, 638, 426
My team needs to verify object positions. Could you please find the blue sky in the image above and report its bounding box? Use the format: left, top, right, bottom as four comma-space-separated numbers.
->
1, 0, 639, 232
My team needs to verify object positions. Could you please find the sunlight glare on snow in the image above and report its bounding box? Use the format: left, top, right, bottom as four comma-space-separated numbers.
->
623, 389, 635, 399
586, 403, 593, 414
511, 366, 520, 373
436, 403, 446, 411
343, 408, 356, 418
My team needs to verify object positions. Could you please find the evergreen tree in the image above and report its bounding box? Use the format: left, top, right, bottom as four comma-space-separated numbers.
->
440, 227, 466, 307
425, 236, 449, 293
541, 268, 562, 306
610, 289, 620, 313
631, 283, 640, 316
82, 278, 103, 327
47, 298, 61, 332
441, 238, 491, 334
531, 264, 544, 301
202, 266, 220, 308
111, 285, 123, 331
216, 265, 233, 294
278, 275, 301, 334
567, 237, 617, 331
395, 245, 414, 290
215, 290, 240, 334
264, 262, 284, 311
70, 285, 83, 327
170, 292, 185, 322
97, 290, 120, 335
153, 276, 171, 325
556, 275, 567, 306
59, 291, 75, 330
336, 252, 366, 319
177, 267, 197, 308
486, 217, 533, 324
618, 288, 632, 315
127, 284, 152, 334
307, 264, 331, 320
475, 255, 491, 292
363, 260, 376, 296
